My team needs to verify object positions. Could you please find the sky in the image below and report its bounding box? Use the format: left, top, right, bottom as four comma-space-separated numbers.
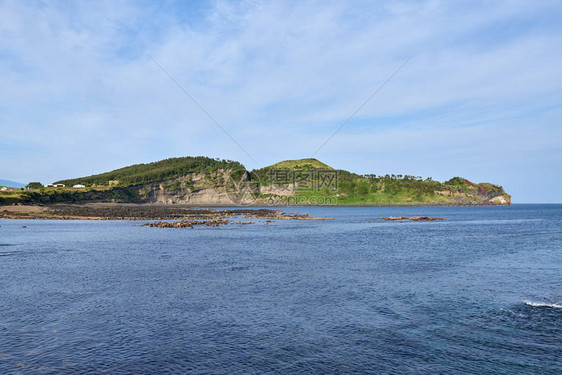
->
1, 0, 561, 202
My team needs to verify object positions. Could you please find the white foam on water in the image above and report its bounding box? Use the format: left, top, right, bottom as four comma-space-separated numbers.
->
523, 300, 562, 309
500, 307, 527, 318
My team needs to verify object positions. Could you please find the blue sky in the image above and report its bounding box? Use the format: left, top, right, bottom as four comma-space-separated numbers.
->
1, 0, 561, 202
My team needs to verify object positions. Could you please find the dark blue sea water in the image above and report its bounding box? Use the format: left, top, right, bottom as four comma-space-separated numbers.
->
0, 205, 561, 374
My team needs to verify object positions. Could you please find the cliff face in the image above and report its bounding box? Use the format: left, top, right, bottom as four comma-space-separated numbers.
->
488, 195, 511, 205
141, 183, 233, 205
435, 189, 511, 205
132, 170, 295, 205
132, 171, 231, 205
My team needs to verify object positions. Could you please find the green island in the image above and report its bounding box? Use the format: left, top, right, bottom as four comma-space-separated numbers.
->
0, 156, 510, 206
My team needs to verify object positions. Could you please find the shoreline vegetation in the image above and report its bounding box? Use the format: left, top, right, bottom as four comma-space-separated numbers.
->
1, 156, 511, 207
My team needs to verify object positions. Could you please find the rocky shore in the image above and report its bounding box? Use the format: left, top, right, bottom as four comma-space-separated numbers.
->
380, 216, 444, 221
142, 219, 231, 228
0, 203, 331, 221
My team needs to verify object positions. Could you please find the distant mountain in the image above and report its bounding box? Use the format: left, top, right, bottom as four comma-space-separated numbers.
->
0, 179, 25, 188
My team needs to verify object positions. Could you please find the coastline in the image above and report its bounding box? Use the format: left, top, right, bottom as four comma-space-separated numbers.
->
0, 201, 511, 221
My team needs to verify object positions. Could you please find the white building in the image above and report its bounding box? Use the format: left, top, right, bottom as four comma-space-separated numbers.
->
73, 184, 86, 188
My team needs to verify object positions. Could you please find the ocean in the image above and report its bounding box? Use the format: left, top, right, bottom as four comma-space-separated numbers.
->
0, 204, 560, 374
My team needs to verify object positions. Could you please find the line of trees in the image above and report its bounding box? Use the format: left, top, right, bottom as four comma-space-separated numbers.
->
56, 157, 244, 187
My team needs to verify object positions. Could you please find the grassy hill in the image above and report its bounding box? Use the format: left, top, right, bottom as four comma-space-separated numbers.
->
291, 174, 509, 205
250, 159, 509, 205
266, 158, 334, 170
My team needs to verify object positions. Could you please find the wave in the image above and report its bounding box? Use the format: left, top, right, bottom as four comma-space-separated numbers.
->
523, 300, 562, 309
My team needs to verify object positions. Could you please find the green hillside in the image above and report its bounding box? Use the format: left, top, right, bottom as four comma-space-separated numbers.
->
289, 174, 509, 205
55, 156, 243, 187
249, 160, 509, 205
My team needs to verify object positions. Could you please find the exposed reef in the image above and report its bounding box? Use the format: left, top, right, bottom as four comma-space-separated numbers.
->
380, 216, 444, 221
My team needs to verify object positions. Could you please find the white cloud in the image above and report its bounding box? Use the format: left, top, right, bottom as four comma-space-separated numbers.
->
0, 0, 560, 201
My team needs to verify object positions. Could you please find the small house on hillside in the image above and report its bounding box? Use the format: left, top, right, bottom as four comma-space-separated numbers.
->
73, 184, 86, 188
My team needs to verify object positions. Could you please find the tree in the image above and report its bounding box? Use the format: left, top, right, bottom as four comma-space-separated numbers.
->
356, 181, 369, 196
26, 182, 43, 189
